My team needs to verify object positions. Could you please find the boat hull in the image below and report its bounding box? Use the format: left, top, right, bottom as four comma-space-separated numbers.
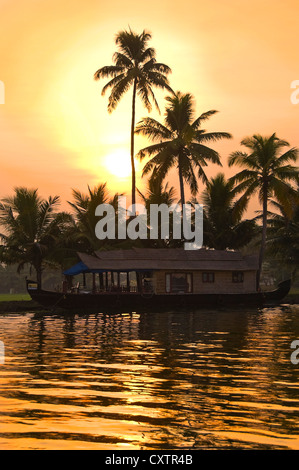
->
26, 279, 291, 313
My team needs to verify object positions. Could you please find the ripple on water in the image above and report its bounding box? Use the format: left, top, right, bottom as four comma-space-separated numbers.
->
0, 306, 298, 449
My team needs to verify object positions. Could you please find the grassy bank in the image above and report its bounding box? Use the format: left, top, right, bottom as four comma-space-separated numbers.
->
0, 294, 31, 301
0, 294, 41, 312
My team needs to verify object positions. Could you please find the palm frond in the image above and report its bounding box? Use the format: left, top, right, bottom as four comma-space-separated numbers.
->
101, 74, 126, 96
184, 163, 199, 195
190, 142, 222, 166
270, 177, 299, 206
107, 75, 134, 112
229, 170, 258, 186
274, 147, 298, 166
195, 131, 232, 143
137, 80, 152, 112
140, 47, 156, 63
144, 60, 172, 75
112, 52, 133, 68
145, 71, 172, 92
94, 65, 123, 80
38, 195, 61, 234
273, 164, 299, 182
228, 151, 249, 167
135, 117, 172, 141
191, 110, 218, 129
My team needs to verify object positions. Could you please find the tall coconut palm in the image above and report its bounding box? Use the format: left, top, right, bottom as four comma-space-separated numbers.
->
0, 187, 72, 287
94, 28, 173, 211
228, 133, 299, 288
202, 173, 257, 250
135, 92, 232, 210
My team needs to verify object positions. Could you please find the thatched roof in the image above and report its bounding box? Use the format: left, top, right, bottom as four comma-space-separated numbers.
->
76, 248, 258, 272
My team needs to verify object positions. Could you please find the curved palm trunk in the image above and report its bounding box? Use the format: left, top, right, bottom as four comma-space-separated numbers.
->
257, 182, 268, 290
130, 78, 137, 215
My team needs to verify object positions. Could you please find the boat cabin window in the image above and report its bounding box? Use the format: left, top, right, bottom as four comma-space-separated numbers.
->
202, 272, 215, 283
166, 273, 193, 293
232, 271, 244, 283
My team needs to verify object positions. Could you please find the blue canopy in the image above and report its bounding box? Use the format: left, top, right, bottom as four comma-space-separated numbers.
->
63, 261, 105, 276
63, 259, 152, 276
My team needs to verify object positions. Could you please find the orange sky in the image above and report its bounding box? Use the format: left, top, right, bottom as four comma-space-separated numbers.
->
0, 0, 298, 215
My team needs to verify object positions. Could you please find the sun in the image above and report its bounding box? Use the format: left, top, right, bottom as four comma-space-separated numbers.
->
105, 149, 133, 178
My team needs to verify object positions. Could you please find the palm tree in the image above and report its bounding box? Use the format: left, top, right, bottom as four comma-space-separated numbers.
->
137, 168, 177, 209
266, 189, 299, 278
135, 92, 232, 210
94, 28, 173, 211
202, 173, 257, 250
68, 183, 124, 252
137, 169, 178, 247
228, 133, 299, 288
68, 183, 115, 252
0, 187, 72, 287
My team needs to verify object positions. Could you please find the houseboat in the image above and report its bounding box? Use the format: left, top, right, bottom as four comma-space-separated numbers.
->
26, 248, 291, 312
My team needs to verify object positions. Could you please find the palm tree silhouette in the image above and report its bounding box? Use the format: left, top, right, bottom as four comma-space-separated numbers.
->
135, 92, 232, 210
68, 183, 122, 252
259, 185, 299, 280
94, 28, 173, 212
137, 168, 176, 209
228, 133, 298, 288
201, 173, 256, 250
0, 188, 72, 286
137, 169, 178, 247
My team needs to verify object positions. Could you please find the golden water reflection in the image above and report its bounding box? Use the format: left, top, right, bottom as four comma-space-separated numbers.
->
0, 307, 298, 450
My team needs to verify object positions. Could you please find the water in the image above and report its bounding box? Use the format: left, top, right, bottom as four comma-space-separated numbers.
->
0, 305, 298, 450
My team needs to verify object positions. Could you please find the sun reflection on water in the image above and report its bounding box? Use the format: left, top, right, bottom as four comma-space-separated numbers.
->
0, 306, 298, 450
